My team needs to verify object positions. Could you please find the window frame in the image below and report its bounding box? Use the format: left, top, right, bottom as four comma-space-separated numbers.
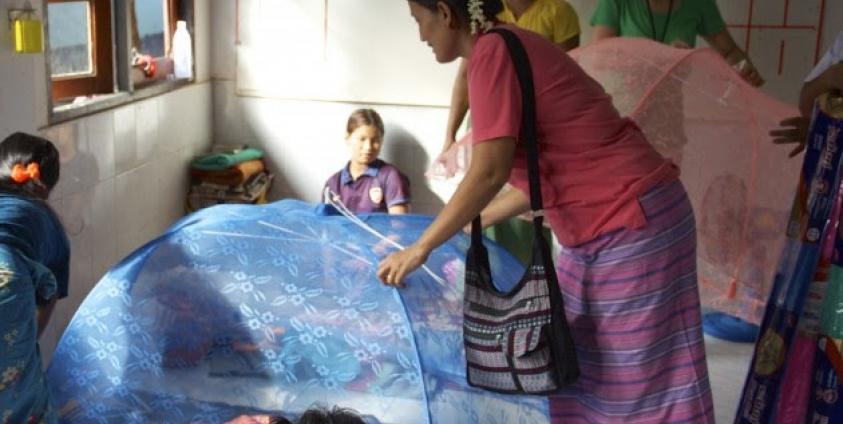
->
44, 0, 194, 125
48, 0, 114, 101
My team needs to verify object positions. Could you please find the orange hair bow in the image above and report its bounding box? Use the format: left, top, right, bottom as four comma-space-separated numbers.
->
10, 162, 41, 184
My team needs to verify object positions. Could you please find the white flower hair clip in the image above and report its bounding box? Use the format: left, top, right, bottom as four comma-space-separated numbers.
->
468, 0, 493, 35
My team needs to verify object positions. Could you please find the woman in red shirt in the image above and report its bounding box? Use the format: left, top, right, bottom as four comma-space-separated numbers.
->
378, 1, 714, 422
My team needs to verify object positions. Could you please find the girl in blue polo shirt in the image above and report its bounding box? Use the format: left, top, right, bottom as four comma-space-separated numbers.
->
323, 109, 411, 214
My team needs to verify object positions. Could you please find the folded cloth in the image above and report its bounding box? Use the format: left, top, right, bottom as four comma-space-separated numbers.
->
191, 172, 272, 197
187, 173, 274, 211
190, 159, 266, 187
191, 147, 264, 171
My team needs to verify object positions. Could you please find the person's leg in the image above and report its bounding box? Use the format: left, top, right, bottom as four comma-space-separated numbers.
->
549, 181, 714, 423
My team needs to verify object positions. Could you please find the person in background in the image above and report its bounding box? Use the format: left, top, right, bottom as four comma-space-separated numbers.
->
381, 0, 714, 421
323, 109, 411, 214
772, 30, 843, 157
591, 0, 764, 86
0, 132, 70, 424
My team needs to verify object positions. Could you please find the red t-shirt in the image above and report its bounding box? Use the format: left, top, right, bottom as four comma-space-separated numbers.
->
468, 25, 678, 247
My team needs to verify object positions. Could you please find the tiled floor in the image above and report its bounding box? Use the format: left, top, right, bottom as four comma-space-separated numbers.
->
705, 335, 755, 423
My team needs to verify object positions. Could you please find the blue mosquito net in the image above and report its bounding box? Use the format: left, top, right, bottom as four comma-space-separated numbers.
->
46, 200, 551, 423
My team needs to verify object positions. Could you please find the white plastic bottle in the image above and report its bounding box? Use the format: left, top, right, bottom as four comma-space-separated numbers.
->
172, 20, 193, 80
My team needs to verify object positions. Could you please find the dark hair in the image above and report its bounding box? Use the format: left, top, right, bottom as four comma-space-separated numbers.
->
271, 405, 366, 424
0, 132, 61, 200
346, 108, 385, 137
408, 0, 503, 29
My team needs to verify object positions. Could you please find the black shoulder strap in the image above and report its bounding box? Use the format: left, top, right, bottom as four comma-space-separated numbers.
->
488, 28, 543, 213
472, 27, 545, 244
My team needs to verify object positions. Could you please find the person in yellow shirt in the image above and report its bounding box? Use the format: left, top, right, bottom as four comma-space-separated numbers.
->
442, 0, 581, 154
498, 0, 580, 50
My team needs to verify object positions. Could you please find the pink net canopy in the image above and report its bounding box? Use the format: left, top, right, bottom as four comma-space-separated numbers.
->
428, 37, 801, 324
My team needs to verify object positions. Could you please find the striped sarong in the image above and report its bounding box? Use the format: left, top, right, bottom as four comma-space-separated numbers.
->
549, 180, 714, 423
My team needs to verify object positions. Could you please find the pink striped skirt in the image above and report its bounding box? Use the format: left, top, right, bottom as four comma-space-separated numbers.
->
549, 180, 714, 423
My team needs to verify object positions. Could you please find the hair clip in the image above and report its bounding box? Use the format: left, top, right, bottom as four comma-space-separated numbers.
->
10, 162, 40, 184
468, 0, 492, 35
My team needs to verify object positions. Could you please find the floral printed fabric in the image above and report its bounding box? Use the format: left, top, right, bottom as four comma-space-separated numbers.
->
48, 200, 551, 423
0, 249, 58, 424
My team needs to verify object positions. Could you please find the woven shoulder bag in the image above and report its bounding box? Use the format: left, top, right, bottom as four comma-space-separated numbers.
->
463, 27, 580, 394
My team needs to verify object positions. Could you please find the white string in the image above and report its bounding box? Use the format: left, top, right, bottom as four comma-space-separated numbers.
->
256, 220, 374, 265
323, 187, 449, 287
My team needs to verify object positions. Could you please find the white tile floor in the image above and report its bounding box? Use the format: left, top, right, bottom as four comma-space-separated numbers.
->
704, 335, 755, 423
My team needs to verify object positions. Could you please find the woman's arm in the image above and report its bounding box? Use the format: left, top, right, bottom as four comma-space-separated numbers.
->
799, 63, 843, 117
377, 137, 517, 286
703, 29, 764, 86
479, 186, 531, 228
591, 25, 617, 42
444, 60, 471, 153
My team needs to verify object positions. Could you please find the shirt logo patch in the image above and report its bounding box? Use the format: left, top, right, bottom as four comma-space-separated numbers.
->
369, 187, 384, 204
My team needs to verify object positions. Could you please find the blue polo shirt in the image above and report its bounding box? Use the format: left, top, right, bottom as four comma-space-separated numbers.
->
323, 160, 411, 213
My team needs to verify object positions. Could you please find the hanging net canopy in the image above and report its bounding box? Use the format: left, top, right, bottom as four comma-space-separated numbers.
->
46, 200, 551, 423
430, 37, 801, 325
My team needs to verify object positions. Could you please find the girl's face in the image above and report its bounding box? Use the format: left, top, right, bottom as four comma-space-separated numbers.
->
409, 1, 464, 63
346, 125, 383, 167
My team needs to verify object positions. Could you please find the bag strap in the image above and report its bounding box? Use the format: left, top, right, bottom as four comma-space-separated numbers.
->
472, 27, 545, 243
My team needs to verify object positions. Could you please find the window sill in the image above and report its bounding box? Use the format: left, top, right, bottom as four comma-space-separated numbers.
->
49, 78, 193, 125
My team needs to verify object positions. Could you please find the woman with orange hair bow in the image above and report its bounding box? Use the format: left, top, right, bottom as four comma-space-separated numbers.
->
0, 132, 69, 424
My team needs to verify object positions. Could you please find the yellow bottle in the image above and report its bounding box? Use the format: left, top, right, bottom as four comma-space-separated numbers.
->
13, 17, 43, 54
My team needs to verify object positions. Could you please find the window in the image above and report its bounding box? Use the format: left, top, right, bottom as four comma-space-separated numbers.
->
129, 0, 180, 87
48, 0, 113, 101
46, 0, 191, 118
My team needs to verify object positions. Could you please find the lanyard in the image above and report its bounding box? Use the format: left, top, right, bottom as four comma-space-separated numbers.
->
646, 0, 674, 43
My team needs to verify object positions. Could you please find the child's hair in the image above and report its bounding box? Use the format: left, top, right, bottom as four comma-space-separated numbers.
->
408, 0, 503, 29
346, 109, 385, 138
0, 132, 61, 200
271, 405, 366, 424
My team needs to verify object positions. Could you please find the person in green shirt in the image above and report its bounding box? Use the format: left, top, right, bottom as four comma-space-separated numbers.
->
591, 0, 764, 86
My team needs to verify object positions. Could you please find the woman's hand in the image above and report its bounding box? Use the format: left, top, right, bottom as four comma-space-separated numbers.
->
770, 116, 810, 157
735, 58, 765, 87
377, 243, 431, 288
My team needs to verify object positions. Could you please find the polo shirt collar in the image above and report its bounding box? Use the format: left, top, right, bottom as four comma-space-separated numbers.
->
340, 160, 383, 185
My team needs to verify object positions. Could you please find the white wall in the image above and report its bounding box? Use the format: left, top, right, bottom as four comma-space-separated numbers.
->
0, 0, 214, 361
211, 0, 843, 216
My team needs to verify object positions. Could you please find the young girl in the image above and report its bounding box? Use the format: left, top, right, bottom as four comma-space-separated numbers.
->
380, 1, 714, 422
0, 132, 70, 424
323, 109, 411, 214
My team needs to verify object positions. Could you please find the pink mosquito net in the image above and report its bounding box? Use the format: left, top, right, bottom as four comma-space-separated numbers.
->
428, 37, 801, 324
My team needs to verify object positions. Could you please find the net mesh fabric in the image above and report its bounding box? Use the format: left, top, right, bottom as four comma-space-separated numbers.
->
429, 38, 801, 324
46, 200, 550, 423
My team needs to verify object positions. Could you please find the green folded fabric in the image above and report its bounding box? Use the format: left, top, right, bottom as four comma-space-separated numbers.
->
191, 147, 265, 171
